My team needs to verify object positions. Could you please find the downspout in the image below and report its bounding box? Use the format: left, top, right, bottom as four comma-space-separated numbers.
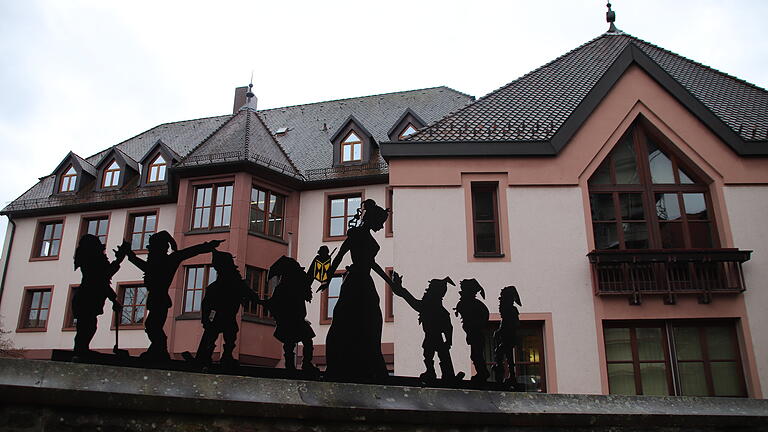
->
0, 216, 16, 309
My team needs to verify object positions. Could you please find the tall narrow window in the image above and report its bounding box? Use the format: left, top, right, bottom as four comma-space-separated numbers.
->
83, 216, 109, 245
321, 274, 343, 323
60, 165, 77, 192
341, 131, 362, 163
184, 265, 217, 313
398, 123, 418, 139
35, 220, 64, 258
385, 187, 394, 236
327, 194, 361, 238
589, 123, 716, 250
147, 154, 167, 183
19, 288, 52, 330
471, 183, 501, 256
244, 266, 271, 318
249, 187, 285, 239
128, 212, 157, 251
102, 160, 120, 188
192, 184, 233, 229
604, 321, 746, 397
63, 285, 78, 330
119, 285, 148, 325
385, 268, 394, 322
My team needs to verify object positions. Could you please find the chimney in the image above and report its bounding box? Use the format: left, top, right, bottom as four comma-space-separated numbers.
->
232, 86, 248, 114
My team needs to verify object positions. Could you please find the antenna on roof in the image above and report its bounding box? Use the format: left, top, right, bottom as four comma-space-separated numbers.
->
606, 2, 619, 33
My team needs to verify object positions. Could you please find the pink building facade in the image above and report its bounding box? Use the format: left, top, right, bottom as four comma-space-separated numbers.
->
2, 27, 767, 398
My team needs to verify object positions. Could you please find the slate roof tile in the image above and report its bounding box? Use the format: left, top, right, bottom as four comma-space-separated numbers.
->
3, 87, 472, 214
408, 32, 768, 144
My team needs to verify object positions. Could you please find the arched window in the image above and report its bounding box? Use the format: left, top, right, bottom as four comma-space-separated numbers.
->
147, 154, 167, 183
588, 123, 716, 250
60, 165, 77, 192
102, 160, 120, 188
398, 123, 418, 139
341, 131, 362, 163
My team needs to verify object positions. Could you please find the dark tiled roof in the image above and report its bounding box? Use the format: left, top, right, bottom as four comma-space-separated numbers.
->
3, 87, 472, 214
260, 87, 473, 173
406, 32, 768, 146
5, 116, 231, 211
177, 107, 302, 178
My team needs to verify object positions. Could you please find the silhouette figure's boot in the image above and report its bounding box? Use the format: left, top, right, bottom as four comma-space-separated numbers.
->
439, 357, 458, 382
472, 361, 490, 383
420, 360, 437, 381
284, 352, 296, 371
301, 342, 319, 375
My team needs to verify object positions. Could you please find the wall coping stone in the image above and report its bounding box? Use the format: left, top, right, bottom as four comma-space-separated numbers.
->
1, 358, 766, 429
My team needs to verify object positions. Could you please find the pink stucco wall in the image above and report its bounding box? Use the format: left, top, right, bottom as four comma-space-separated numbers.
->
386, 65, 768, 396
0, 204, 177, 353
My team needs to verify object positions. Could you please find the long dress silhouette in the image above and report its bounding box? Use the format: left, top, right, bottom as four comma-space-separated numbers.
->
318, 199, 393, 382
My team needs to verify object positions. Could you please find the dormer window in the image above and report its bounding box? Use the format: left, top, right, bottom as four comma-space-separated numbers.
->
341, 131, 362, 163
399, 123, 418, 139
60, 166, 77, 192
147, 154, 167, 183
387, 109, 426, 142
102, 160, 120, 188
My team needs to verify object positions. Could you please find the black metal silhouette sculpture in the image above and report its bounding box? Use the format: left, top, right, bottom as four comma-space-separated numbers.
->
391, 273, 463, 383
317, 199, 395, 382
258, 255, 319, 374
124, 231, 222, 361
454, 278, 490, 383
492, 286, 522, 387
72, 234, 125, 356
189, 250, 258, 367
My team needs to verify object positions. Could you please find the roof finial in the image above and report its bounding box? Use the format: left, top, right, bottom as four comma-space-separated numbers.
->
246, 71, 255, 101
606, 2, 619, 33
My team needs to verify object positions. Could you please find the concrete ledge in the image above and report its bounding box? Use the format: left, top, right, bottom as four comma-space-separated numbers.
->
1, 358, 767, 431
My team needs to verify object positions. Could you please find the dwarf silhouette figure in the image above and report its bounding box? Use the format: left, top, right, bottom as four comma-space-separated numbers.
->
492, 286, 522, 386
191, 250, 258, 367
72, 234, 125, 356
391, 273, 463, 382
259, 255, 319, 374
124, 231, 222, 361
454, 278, 490, 383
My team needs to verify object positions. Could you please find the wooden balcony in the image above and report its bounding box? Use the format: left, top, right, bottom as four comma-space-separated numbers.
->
587, 249, 752, 305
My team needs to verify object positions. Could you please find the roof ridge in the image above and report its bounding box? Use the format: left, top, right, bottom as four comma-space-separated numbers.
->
253, 111, 302, 175
257, 86, 460, 112
406, 33, 608, 140
618, 32, 768, 93
177, 112, 242, 164
84, 114, 232, 160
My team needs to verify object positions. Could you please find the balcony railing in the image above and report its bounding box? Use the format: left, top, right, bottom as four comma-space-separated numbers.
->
587, 249, 752, 305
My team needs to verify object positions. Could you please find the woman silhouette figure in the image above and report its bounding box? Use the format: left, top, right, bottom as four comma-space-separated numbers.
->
317, 199, 395, 382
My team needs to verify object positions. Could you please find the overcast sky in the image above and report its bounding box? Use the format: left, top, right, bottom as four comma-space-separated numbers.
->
1, 0, 767, 250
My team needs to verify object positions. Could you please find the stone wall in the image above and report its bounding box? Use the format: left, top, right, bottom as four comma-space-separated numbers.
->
1, 358, 766, 431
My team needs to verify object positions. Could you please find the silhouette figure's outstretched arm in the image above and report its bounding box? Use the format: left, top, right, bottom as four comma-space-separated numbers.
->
388, 272, 420, 311
317, 238, 350, 292
372, 262, 399, 290
124, 247, 149, 273
175, 239, 224, 261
